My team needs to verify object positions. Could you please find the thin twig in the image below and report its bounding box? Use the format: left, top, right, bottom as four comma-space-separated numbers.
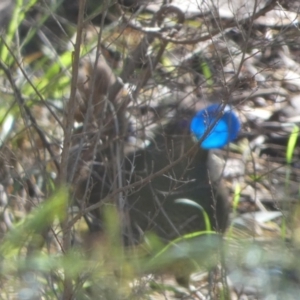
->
59, 0, 86, 299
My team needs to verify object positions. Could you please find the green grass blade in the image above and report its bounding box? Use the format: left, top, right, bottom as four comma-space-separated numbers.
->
286, 125, 299, 164
1, 0, 38, 64
175, 198, 212, 231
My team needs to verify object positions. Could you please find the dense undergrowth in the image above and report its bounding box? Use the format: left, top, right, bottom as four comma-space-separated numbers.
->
0, 0, 300, 299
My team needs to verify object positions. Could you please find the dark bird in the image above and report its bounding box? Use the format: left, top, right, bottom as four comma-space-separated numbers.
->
80, 104, 240, 240
77, 103, 240, 288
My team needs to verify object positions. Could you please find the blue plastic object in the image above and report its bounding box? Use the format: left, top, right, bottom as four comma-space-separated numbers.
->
190, 104, 240, 149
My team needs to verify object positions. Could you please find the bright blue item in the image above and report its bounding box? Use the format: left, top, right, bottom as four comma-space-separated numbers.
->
190, 104, 240, 149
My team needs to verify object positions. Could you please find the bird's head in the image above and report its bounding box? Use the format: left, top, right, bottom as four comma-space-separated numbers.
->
190, 104, 240, 149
